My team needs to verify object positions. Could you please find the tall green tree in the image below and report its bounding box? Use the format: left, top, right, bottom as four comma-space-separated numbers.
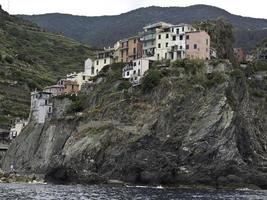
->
194, 18, 235, 62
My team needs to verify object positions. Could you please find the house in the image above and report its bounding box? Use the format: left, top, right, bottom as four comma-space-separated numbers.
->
9, 118, 28, 140
256, 47, 267, 60
93, 48, 115, 76
141, 22, 173, 60
122, 58, 151, 85
43, 85, 64, 97
30, 91, 53, 124
64, 80, 79, 94
234, 48, 246, 63
185, 31, 210, 60
119, 36, 143, 63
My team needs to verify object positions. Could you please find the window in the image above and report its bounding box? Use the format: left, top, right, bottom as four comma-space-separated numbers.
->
172, 36, 176, 41
45, 100, 48, 105
133, 48, 136, 54
72, 85, 74, 90
133, 70, 136, 74
171, 28, 174, 32
96, 69, 99, 74
91, 66, 95, 74
186, 35, 189, 40
127, 71, 130, 76
134, 77, 137, 80
83, 76, 85, 80
166, 34, 169, 39
49, 107, 52, 113
194, 44, 197, 49
180, 46, 183, 50
180, 35, 183, 40
138, 69, 141, 76
144, 42, 147, 47
182, 27, 184, 32
176, 29, 179, 34
158, 34, 161, 39
186, 44, 189, 50
133, 62, 136, 66
206, 39, 209, 45
104, 59, 106, 64
96, 60, 99, 65
157, 54, 160, 60
134, 39, 136, 43
166, 43, 168, 47
138, 61, 141, 65
165, 53, 167, 59
158, 43, 161, 48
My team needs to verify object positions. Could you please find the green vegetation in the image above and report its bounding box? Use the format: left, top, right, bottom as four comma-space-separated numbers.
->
0, 8, 93, 128
142, 69, 163, 92
66, 95, 86, 114
193, 18, 235, 62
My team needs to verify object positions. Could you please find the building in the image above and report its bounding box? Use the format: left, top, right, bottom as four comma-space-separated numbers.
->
256, 47, 267, 60
9, 119, 28, 140
119, 36, 143, 63
122, 58, 151, 85
141, 22, 172, 60
185, 31, 210, 60
64, 80, 79, 94
234, 48, 246, 63
30, 91, 53, 124
43, 85, 64, 97
93, 48, 115, 76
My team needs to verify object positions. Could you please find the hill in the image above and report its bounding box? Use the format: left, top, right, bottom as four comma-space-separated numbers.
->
19, 5, 267, 50
0, 6, 93, 128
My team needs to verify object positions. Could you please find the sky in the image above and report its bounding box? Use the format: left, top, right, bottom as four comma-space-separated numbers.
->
0, 0, 266, 19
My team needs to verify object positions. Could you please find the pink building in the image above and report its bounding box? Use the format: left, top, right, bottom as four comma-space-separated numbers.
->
43, 85, 65, 97
185, 31, 210, 60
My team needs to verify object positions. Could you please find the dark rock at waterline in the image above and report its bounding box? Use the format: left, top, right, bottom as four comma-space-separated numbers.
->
2, 63, 267, 189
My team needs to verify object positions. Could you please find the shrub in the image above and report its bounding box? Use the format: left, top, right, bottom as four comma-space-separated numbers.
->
142, 69, 162, 92
5, 55, 14, 64
204, 72, 226, 88
67, 95, 86, 113
117, 81, 131, 91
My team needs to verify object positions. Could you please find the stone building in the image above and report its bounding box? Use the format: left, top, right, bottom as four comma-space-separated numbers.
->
30, 91, 53, 124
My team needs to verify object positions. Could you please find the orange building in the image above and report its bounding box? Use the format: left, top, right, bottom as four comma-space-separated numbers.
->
119, 36, 143, 63
185, 31, 210, 60
234, 48, 246, 63
64, 80, 80, 94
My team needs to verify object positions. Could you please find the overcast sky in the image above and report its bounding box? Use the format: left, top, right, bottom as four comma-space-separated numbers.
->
0, 0, 266, 19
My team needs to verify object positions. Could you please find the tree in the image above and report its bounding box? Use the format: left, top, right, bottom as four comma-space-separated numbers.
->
193, 18, 235, 62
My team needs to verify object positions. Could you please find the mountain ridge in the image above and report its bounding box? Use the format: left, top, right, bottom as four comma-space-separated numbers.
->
18, 5, 267, 50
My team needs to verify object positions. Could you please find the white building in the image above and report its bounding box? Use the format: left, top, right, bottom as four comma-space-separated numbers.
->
66, 58, 94, 89
141, 22, 172, 60
9, 119, 28, 140
30, 91, 53, 124
93, 48, 115, 76
154, 23, 196, 61
122, 58, 151, 85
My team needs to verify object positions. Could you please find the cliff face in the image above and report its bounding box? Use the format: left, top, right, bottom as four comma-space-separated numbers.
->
2, 61, 267, 188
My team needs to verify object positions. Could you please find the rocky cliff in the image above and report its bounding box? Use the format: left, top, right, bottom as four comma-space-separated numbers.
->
2, 60, 267, 188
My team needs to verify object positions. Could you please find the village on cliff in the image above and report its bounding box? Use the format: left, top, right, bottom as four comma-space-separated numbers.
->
8, 21, 256, 140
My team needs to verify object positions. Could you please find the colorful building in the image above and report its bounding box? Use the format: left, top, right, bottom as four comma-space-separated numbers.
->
185, 31, 210, 60
43, 85, 65, 97
234, 48, 246, 63
63, 80, 79, 94
119, 36, 143, 63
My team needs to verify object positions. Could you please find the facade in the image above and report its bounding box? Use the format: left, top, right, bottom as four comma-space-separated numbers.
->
141, 22, 172, 60
119, 36, 143, 63
30, 91, 53, 124
9, 119, 28, 140
122, 58, 151, 85
43, 85, 64, 97
234, 48, 246, 63
185, 31, 210, 60
93, 48, 115, 76
64, 80, 79, 94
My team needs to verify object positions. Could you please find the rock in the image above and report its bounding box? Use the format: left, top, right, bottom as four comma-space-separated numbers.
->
2, 65, 267, 189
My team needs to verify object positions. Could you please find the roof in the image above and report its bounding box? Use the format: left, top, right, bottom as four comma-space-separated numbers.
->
31, 91, 52, 95
44, 85, 64, 89
143, 22, 172, 30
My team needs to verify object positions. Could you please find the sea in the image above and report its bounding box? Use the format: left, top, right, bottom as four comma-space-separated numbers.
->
0, 183, 267, 200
